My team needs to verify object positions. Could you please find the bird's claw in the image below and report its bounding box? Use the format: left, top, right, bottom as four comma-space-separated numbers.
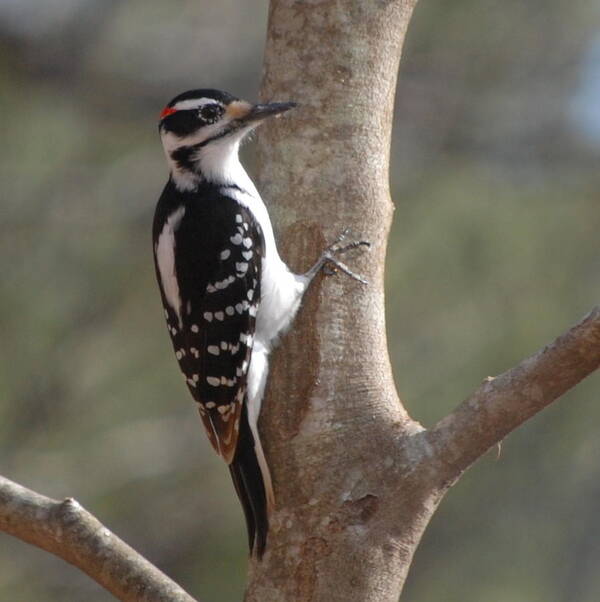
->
321, 229, 371, 285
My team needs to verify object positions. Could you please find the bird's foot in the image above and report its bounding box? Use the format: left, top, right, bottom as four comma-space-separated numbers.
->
305, 228, 370, 285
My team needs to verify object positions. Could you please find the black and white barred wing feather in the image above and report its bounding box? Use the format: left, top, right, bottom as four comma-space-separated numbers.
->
153, 191, 264, 464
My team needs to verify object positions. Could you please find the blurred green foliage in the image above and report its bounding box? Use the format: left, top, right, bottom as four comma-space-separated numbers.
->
0, 0, 598, 600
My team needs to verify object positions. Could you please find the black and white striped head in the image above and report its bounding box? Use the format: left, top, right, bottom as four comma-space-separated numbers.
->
159, 89, 296, 190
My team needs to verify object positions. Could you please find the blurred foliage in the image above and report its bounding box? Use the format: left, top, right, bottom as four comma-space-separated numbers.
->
0, 0, 598, 600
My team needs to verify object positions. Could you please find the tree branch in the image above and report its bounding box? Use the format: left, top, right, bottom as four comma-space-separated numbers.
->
425, 306, 600, 483
0, 475, 198, 602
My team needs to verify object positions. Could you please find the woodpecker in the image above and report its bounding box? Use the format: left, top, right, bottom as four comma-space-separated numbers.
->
152, 88, 368, 558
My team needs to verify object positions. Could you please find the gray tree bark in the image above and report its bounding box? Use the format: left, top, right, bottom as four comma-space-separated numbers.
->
246, 1, 600, 600
0, 475, 198, 602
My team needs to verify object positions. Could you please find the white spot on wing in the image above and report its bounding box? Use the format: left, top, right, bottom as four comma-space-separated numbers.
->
239, 333, 253, 346
216, 277, 234, 290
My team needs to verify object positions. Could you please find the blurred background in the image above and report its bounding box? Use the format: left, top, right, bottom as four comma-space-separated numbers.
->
0, 0, 598, 600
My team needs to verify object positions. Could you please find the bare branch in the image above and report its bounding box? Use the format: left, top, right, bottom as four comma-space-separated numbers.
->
0, 475, 198, 602
425, 306, 600, 483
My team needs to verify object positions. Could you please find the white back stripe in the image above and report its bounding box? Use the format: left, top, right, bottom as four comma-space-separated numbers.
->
156, 206, 186, 326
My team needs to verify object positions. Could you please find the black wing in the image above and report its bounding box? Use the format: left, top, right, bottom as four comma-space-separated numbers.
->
153, 184, 264, 463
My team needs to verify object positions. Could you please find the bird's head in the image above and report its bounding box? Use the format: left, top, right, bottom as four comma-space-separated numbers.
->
158, 89, 296, 190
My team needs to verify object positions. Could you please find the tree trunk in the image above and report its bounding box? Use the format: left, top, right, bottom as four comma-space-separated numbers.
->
249, 1, 425, 600
247, 1, 600, 601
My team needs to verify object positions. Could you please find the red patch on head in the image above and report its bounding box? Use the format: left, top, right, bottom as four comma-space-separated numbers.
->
160, 106, 177, 119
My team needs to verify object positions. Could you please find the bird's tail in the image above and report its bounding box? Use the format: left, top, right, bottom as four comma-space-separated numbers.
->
228, 405, 273, 558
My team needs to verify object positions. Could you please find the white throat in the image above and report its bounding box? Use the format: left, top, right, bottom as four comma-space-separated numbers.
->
161, 127, 255, 192
196, 136, 255, 191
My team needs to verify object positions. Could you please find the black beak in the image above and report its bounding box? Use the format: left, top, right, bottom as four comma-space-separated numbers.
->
242, 101, 297, 123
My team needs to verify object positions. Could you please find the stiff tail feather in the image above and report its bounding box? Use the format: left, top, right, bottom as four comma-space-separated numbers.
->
228, 405, 270, 558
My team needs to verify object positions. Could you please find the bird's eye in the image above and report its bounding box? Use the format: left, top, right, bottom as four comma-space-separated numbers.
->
200, 104, 223, 124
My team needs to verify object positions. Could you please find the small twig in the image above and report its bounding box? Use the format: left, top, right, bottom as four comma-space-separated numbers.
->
425, 306, 600, 482
0, 475, 199, 602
